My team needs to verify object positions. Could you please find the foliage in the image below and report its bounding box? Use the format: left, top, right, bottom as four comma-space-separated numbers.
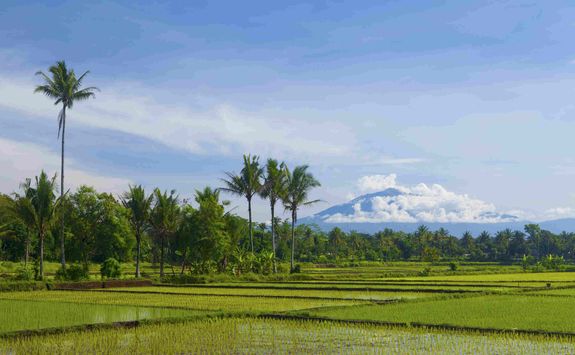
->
100, 258, 122, 279
0, 281, 46, 292
13, 265, 34, 281
120, 185, 152, 278
55, 264, 90, 281
220, 154, 263, 253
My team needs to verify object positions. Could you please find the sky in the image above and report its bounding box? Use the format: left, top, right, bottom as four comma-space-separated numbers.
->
2, 0, 575, 223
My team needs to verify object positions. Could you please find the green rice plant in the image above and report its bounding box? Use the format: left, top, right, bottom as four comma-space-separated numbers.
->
103, 286, 432, 301
1, 317, 574, 354
0, 290, 366, 313
0, 299, 198, 334
300, 294, 575, 333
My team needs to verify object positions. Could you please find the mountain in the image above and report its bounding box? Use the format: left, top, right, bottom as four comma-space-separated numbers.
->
299, 188, 575, 235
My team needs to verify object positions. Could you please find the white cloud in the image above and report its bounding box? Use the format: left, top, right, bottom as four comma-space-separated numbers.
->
542, 207, 575, 220
0, 137, 131, 195
326, 174, 519, 223
0, 72, 356, 163
357, 174, 399, 192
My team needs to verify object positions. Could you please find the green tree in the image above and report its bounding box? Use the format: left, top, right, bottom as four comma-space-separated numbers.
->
150, 189, 180, 278
259, 159, 287, 272
281, 165, 321, 271
193, 187, 229, 271
34, 61, 98, 269
525, 224, 542, 259
11, 171, 60, 279
121, 185, 152, 278
220, 154, 263, 253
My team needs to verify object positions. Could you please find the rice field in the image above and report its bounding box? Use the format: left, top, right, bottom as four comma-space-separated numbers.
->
2, 265, 575, 353
104, 286, 432, 301
0, 299, 196, 334
0, 290, 368, 313
1, 317, 574, 354
301, 294, 575, 333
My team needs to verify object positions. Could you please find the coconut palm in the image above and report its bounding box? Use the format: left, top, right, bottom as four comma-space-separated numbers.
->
220, 154, 263, 253
281, 165, 321, 272
259, 159, 287, 273
34, 60, 99, 269
121, 185, 152, 278
150, 188, 180, 278
11, 171, 60, 279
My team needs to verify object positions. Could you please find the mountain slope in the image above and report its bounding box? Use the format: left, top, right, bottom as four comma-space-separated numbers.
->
299, 188, 575, 235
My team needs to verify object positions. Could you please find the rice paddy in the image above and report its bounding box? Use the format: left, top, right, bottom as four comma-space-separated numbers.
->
2, 317, 574, 354
2, 265, 575, 353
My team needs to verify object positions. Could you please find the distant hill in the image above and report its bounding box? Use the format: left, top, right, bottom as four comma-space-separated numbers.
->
299, 188, 575, 235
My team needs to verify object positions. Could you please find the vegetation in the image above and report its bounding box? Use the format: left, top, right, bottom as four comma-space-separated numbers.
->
0, 299, 195, 334
34, 61, 98, 269
2, 317, 575, 354
301, 295, 575, 333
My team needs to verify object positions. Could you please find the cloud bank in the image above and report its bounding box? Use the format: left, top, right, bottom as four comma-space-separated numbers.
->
325, 174, 519, 224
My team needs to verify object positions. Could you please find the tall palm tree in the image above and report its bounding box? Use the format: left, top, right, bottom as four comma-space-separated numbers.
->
34, 60, 99, 269
11, 171, 60, 279
150, 188, 180, 278
121, 185, 152, 278
259, 159, 287, 273
220, 154, 263, 253
281, 165, 321, 272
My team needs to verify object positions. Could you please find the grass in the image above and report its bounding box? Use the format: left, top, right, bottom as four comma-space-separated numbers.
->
0, 290, 368, 313
0, 299, 197, 334
1, 317, 574, 354
299, 294, 575, 333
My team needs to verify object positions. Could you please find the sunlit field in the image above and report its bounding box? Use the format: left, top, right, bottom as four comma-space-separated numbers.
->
1, 265, 575, 354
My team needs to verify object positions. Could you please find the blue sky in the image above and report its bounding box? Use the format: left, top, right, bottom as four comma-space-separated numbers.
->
2, 0, 575, 222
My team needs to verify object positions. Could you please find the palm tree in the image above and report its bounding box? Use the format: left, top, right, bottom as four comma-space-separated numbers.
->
34, 61, 99, 269
259, 159, 287, 273
121, 185, 152, 278
150, 188, 180, 278
11, 171, 60, 279
281, 165, 321, 272
220, 154, 263, 253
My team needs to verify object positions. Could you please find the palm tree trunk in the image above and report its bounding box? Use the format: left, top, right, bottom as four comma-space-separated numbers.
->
39, 232, 44, 280
25, 232, 30, 266
290, 211, 295, 272
248, 197, 254, 253
160, 234, 165, 278
60, 105, 66, 269
271, 202, 277, 273
135, 229, 141, 278
180, 248, 187, 275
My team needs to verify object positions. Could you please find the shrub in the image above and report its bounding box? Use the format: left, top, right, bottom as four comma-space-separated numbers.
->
419, 266, 432, 276
0, 281, 46, 292
100, 258, 122, 279
448, 261, 459, 272
13, 265, 34, 281
290, 264, 301, 274
55, 264, 90, 281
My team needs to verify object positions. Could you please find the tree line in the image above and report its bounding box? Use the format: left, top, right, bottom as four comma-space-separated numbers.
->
0, 153, 321, 279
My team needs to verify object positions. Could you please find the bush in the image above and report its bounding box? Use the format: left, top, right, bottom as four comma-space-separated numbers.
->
419, 266, 432, 276
290, 264, 301, 274
13, 265, 34, 281
449, 261, 459, 272
0, 281, 46, 292
55, 264, 90, 281
100, 258, 122, 279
